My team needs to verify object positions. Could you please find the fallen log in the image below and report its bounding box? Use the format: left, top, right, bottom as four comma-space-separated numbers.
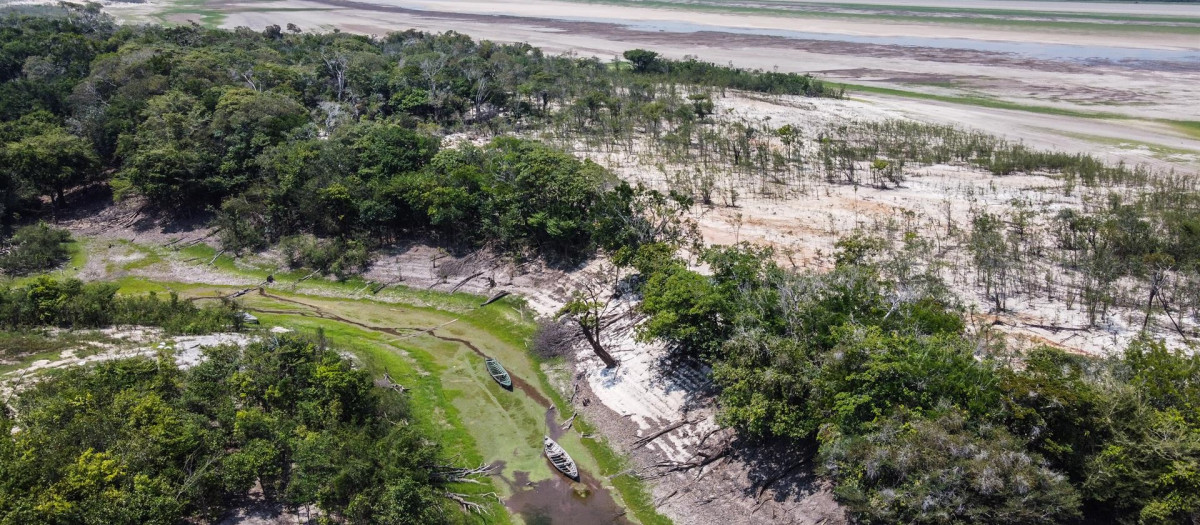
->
561, 411, 578, 431
450, 271, 485, 293
479, 290, 511, 307
632, 418, 694, 449
444, 492, 496, 514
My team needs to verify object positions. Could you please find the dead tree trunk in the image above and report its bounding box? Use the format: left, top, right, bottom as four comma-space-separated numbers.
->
578, 319, 618, 368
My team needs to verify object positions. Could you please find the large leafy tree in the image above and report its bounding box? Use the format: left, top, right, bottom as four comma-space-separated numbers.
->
0, 127, 97, 209
0, 335, 450, 524
209, 88, 307, 191
115, 91, 216, 207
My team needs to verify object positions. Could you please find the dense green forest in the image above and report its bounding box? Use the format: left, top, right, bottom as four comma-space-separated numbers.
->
3, 4, 1200, 525
0, 333, 453, 524
633, 238, 1199, 524
0, 4, 836, 268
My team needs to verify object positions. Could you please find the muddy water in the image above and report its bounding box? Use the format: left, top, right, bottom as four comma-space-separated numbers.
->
244, 289, 630, 524
502, 469, 632, 525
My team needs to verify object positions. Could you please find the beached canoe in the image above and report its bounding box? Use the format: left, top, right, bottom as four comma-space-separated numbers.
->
543, 436, 579, 480
485, 357, 512, 388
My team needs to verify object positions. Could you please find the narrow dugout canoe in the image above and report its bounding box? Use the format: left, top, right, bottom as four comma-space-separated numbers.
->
543, 436, 579, 480
485, 357, 512, 388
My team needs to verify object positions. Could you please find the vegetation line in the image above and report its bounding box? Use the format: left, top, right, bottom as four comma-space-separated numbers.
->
843, 83, 1132, 120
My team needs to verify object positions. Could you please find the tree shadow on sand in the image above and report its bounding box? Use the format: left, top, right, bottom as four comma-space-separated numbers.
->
732, 436, 828, 506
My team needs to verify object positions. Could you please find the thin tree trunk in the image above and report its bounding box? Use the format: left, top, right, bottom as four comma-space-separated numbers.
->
580, 324, 617, 368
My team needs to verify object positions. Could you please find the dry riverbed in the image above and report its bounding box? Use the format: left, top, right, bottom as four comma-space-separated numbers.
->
93, 0, 1200, 156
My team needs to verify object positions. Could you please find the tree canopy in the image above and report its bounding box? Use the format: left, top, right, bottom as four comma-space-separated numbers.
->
0, 334, 449, 524
633, 240, 1200, 524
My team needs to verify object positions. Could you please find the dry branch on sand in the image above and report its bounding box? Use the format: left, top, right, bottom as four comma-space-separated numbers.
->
444, 491, 500, 514
632, 418, 696, 450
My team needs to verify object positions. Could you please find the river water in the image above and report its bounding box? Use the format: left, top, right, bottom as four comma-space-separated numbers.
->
595, 18, 1200, 66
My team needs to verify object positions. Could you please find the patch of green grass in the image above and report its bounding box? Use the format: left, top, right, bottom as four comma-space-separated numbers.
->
155, 0, 226, 27
1166, 120, 1200, 141
1051, 129, 1200, 162
113, 240, 165, 271
751, 0, 1200, 25
844, 83, 1131, 120
843, 84, 1200, 152
66, 238, 87, 273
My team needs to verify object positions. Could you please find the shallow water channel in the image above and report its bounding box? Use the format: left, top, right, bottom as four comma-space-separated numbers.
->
242, 289, 631, 524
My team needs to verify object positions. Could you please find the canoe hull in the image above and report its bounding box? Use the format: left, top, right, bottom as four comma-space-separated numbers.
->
543, 436, 579, 480
485, 358, 512, 388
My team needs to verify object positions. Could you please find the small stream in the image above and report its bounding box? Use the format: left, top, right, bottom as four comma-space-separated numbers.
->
243, 289, 631, 524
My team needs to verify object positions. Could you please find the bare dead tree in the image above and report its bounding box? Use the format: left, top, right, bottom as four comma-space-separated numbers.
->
418, 53, 449, 117
1142, 253, 1173, 332
464, 62, 492, 121
321, 51, 349, 101
556, 265, 622, 368
228, 67, 258, 92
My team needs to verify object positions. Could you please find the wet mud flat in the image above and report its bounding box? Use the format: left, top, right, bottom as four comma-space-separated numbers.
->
502, 466, 632, 525
495, 380, 632, 523
298, 0, 1199, 74
240, 289, 631, 524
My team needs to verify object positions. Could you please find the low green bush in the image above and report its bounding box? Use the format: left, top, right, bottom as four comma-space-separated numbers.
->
0, 223, 71, 275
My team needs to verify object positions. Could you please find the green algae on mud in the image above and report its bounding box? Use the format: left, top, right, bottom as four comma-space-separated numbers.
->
63, 236, 676, 522
190, 285, 638, 523
82, 236, 670, 524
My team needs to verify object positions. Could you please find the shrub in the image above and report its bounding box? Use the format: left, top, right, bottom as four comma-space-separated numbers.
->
819, 407, 1082, 524
532, 317, 576, 359
279, 234, 373, 281
0, 222, 71, 275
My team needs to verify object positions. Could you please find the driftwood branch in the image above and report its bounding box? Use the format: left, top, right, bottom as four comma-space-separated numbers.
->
480, 290, 511, 307
289, 269, 321, 291
375, 370, 409, 393
560, 411, 578, 431
444, 492, 499, 514
632, 419, 694, 449
1022, 322, 1090, 333
652, 439, 732, 474
434, 462, 498, 484
450, 271, 485, 293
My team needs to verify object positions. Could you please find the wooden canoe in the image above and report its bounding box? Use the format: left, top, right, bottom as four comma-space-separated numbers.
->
485, 357, 512, 388
543, 436, 579, 480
